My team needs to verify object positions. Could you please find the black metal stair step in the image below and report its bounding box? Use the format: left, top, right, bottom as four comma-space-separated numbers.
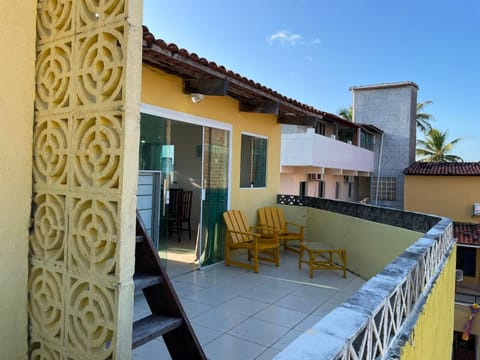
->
133, 272, 163, 292
132, 314, 183, 349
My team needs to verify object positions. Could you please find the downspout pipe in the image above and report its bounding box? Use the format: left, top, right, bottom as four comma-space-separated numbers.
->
375, 132, 384, 206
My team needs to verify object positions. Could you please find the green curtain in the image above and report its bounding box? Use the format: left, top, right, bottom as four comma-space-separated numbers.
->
200, 129, 229, 266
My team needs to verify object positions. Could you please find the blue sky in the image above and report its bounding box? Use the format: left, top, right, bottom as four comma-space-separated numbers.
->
143, 0, 479, 161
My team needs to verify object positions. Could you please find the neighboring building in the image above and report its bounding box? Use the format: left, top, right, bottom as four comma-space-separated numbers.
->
281, 81, 418, 210
280, 113, 381, 202
352, 82, 418, 209
404, 161, 480, 360
405, 162, 480, 223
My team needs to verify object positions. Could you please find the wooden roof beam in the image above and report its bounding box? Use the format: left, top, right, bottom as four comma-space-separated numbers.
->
278, 114, 322, 127
183, 78, 229, 96
239, 99, 279, 114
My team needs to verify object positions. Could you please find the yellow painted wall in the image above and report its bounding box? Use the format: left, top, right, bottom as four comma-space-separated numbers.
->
400, 244, 456, 359
141, 65, 281, 223
303, 208, 422, 279
0, 2, 36, 358
405, 176, 480, 223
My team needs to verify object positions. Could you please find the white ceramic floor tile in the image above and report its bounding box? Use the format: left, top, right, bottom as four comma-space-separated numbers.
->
240, 280, 298, 304
291, 283, 337, 301
133, 250, 365, 360
191, 307, 248, 332
173, 269, 230, 289
215, 296, 269, 317
228, 317, 290, 346
305, 272, 351, 287
311, 301, 339, 318
328, 288, 356, 304
271, 329, 303, 351
254, 305, 307, 328
191, 322, 223, 345
274, 293, 323, 314
294, 314, 323, 332
172, 280, 205, 297
132, 338, 171, 359
255, 347, 280, 360
203, 333, 266, 360
179, 298, 213, 319
183, 284, 240, 306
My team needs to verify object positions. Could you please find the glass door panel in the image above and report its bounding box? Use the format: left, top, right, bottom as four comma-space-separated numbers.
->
139, 113, 172, 264
199, 127, 229, 266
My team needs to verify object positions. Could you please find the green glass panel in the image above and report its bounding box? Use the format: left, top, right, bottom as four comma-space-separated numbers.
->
253, 137, 267, 187
200, 128, 229, 266
139, 113, 168, 171
139, 113, 169, 264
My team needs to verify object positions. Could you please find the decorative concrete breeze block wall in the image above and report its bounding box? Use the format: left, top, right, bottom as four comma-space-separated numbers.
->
29, 1, 142, 358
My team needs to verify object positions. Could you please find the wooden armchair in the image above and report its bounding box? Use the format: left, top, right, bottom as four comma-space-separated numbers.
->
223, 210, 279, 273
258, 207, 304, 253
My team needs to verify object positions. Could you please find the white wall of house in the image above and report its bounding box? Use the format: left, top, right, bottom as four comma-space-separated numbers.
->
281, 129, 374, 172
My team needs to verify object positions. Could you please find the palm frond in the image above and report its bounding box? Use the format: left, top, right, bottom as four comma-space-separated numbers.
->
415, 128, 463, 162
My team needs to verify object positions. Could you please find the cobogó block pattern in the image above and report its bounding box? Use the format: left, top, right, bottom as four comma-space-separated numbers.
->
69, 198, 118, 275
30, 0, 141, 358
73, 113, 122, 189
30, 193, 66, 263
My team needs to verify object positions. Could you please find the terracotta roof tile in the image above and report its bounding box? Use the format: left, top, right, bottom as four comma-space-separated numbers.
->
454, 222, 480, 246
404, 162, 480, 176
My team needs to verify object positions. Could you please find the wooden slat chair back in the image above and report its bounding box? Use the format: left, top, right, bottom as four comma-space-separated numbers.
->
258, 207, 305, 253
223, 209, 250, 245
180, 190, 192, 240
223, 209, 280, 273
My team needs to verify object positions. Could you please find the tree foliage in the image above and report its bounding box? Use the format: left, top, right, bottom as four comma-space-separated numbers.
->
416, 128, 463, 162
338, 106, 352, 121
416, 100, 434, 133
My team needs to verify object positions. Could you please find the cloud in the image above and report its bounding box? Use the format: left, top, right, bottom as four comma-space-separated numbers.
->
311, 37, 321, 45
268, 30, 302, 46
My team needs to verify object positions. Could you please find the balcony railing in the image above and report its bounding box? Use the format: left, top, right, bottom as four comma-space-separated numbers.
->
275, 195, 455, 360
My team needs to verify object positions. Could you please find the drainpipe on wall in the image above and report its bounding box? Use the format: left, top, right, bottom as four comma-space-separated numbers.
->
375, 132, 384, 206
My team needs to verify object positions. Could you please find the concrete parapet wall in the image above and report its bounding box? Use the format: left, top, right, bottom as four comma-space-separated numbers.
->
276, 195, 455, 359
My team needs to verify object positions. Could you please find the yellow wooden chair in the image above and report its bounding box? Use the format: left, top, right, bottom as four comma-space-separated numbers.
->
223, 209, 280, 273
258, 207, 304, 253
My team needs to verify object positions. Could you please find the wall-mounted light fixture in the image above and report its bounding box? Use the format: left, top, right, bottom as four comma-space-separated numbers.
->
191, 93, 205, 103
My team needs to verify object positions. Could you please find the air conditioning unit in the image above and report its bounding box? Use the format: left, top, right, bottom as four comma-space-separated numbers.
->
456, 269, 464, 282
343, 176, 353, 183
309, 173, 323, 181
330, 135, 336, 140
473, 203, 480, 216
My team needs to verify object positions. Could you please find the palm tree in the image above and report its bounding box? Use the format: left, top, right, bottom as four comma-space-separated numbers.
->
338, 106, 352, 121
416, 100, 434, 133
416, 128, 463, 162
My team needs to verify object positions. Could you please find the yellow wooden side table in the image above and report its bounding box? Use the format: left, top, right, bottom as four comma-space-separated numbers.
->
299, 242, 347, 278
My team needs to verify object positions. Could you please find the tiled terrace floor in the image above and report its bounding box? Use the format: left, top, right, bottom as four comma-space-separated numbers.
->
132, 249, 366, 360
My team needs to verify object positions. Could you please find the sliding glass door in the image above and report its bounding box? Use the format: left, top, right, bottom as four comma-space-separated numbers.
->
139, 112, 229, 268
